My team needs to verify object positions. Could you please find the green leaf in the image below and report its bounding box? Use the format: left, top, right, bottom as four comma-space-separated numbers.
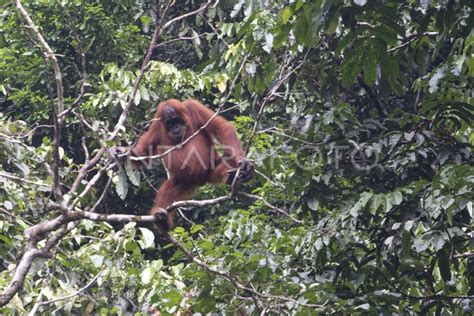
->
324, 6, 339, 35
162, 289, 182, 307
114, 170, 128, 200
421, 301, 441, 315
308, 198, 318, 211
125, 162, 140, 186
360, 192, 373, 208
279, 6, 294, 25
293, 14, 308, 46
139, 86, 150, 102
3, 200, 13, 210
141, 267, 154, 284
404, 131, 415, 142
384, 194, 393, 213
428, 66, 447, 93
354, 0, 367, 6
337, 30, 358, 54
139, 228, 155, 249
373, 26, 398, 46
349, 200, 361, 217
190, 224, 204, 234
341, 58, 361, 87
362, 47, 377, 86
467, 56, 474, 76
381, 53, 399, 77
378, 16, 405, 36
392, 191, 403, 205
371, 195, 383, 214
133, 88, 141, 105
413, 237, 429, 252
262, 33, 273, 53
200, 240, 214, 251
388, 76, 404, 96
273, 25, 290, 48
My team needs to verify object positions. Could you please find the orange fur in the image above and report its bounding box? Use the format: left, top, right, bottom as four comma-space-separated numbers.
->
130, 99, 245, 230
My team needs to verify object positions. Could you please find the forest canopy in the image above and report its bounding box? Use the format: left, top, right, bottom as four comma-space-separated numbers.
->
0, 0, 473, 314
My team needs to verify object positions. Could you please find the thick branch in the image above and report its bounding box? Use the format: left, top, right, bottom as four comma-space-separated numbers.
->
0, 248, 45, 307
0, 224, 73, 307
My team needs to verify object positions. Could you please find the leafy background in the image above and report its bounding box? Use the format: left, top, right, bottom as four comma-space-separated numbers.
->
0, 0, 473, 314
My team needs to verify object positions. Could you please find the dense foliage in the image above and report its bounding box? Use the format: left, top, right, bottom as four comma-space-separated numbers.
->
0, 0, 473, 314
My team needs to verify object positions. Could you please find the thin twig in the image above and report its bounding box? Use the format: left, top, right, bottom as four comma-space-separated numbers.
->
237, 192, 301, 224
29, 266, 105, 312
0, 207, 34, 226
244, 50, 310, 155
89, 177, 112, 212
0, 171, 51, 189
386, 32, 438, 53
162, 0, 213, 30
454, 252, 474, 259
154, 32, 213, 50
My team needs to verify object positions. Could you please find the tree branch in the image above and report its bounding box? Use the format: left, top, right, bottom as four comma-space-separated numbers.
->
162, 0, 213, 30
386, 32, 438, 53
0, 224, 73, 307
454, 252, 474, 259
15, 0, 64, 199
0, 248, 45, 307
0, 171, 51, 189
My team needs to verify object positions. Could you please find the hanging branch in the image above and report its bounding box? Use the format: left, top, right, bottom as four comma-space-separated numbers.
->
15, 0, 64, 199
